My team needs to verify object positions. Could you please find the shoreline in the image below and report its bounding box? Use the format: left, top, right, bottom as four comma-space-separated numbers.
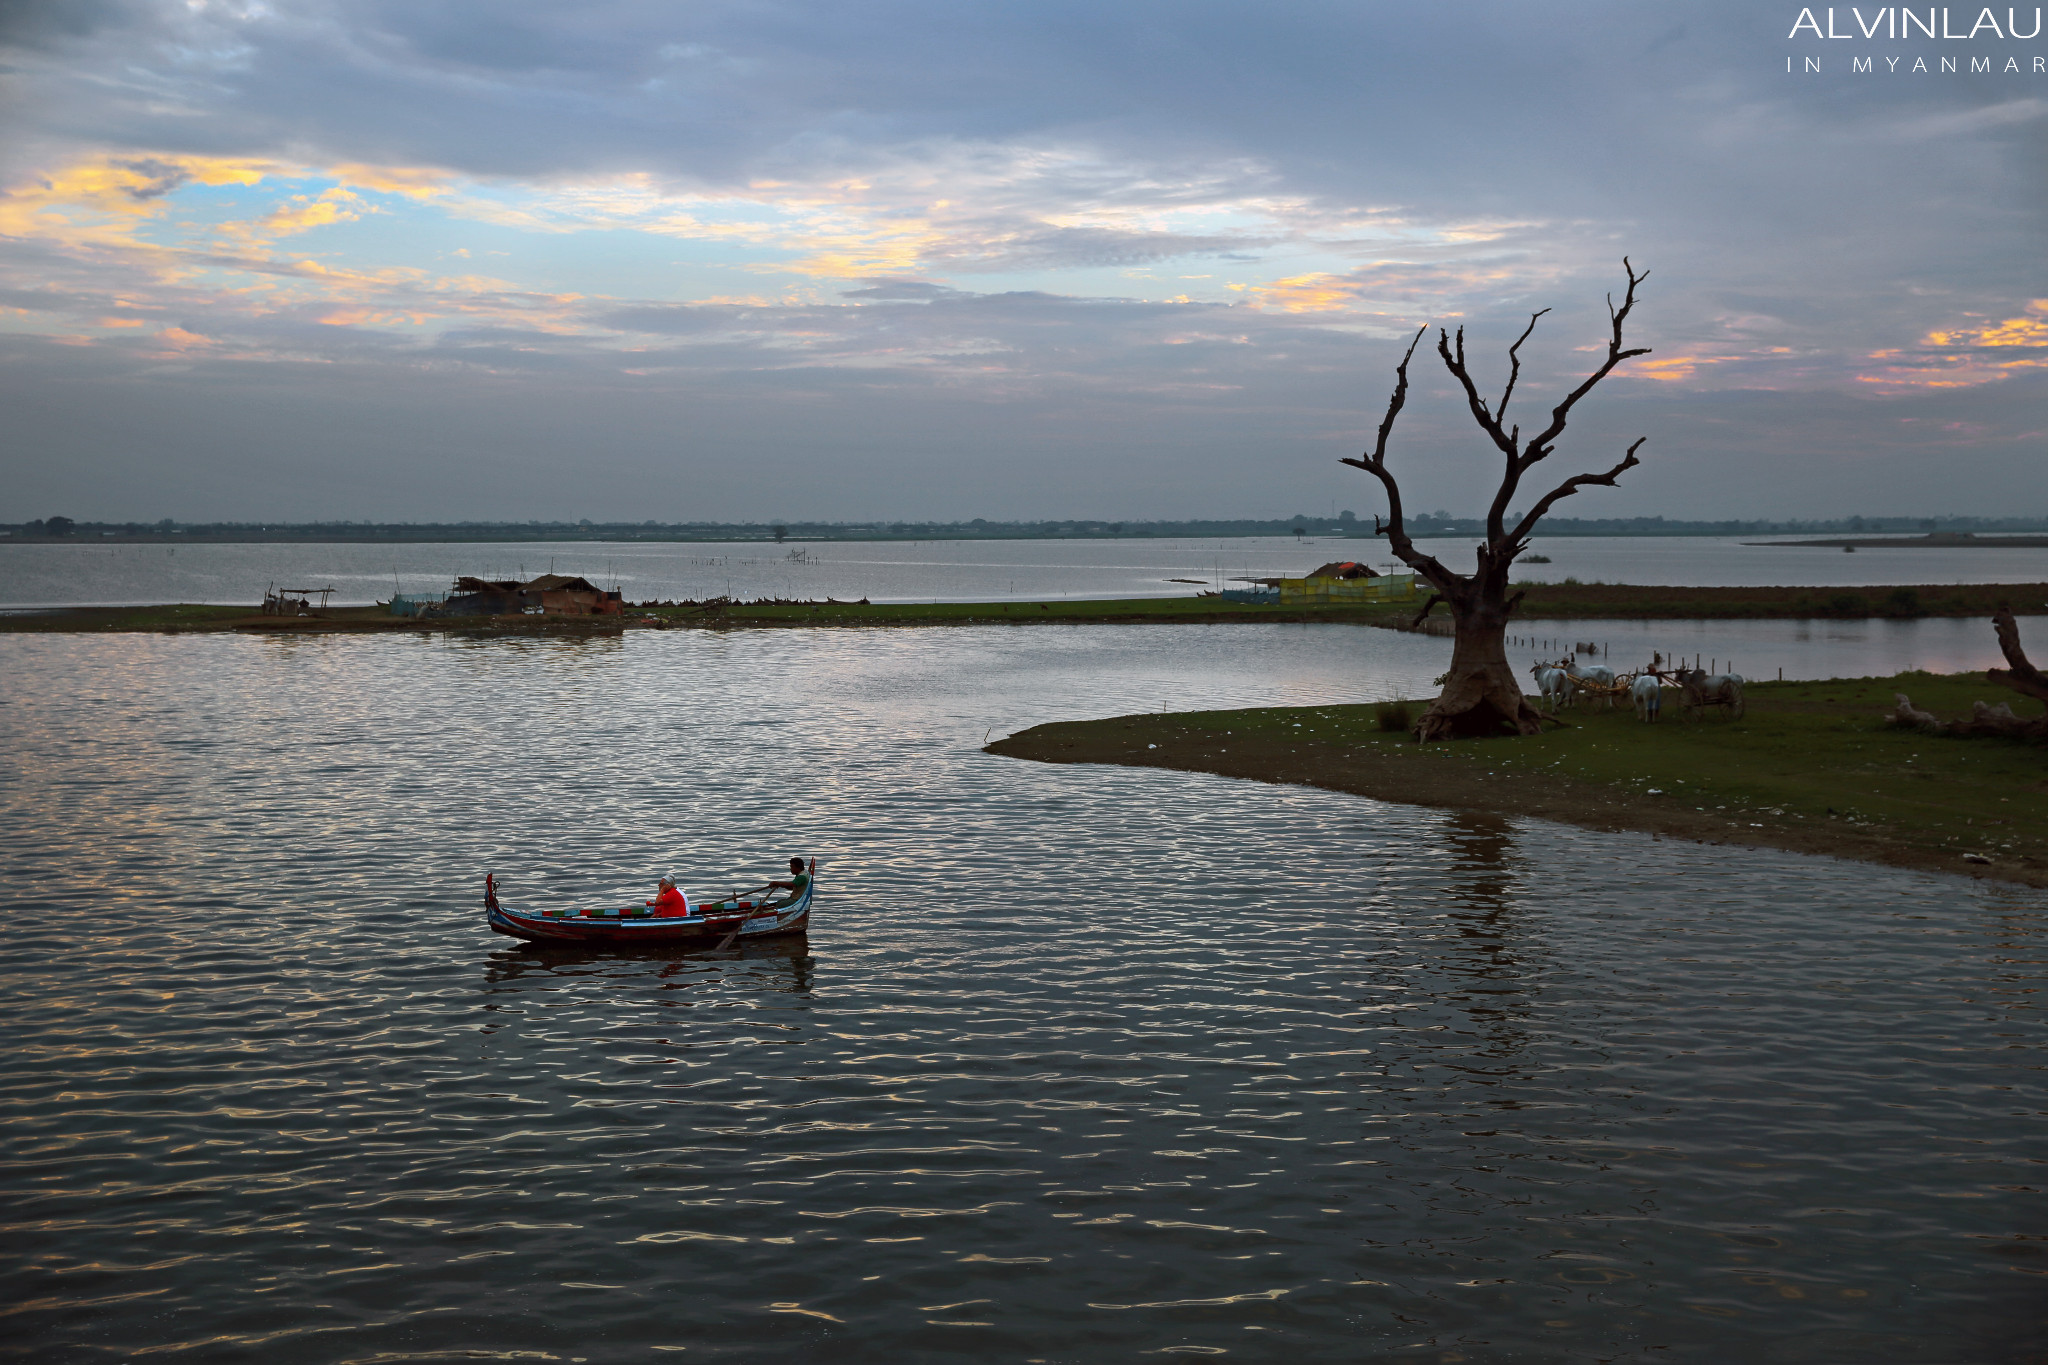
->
986, 674, 2048, 889
2, 582, 2044, 634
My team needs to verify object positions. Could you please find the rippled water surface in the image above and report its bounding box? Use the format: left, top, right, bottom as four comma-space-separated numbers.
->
3, 627, 2042, 1363
5, 533, 2045, 607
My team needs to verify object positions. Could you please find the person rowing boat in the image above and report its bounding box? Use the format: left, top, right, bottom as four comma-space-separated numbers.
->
766, 857, 810, 906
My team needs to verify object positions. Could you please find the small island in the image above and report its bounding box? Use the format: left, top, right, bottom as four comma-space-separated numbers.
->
988, 670, 2047, 888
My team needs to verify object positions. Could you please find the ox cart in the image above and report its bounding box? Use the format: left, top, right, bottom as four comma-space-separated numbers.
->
1653, 667, 1745, 720
1529, 660, 1638, 712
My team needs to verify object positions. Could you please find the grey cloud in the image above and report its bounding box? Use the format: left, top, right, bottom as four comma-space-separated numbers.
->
0, 0, 137, 49
930, 225, 1272, 272
838, 281, 970, 300
595, 303, 750, 333
111, 158, 192, 200
0, 285, 96, 311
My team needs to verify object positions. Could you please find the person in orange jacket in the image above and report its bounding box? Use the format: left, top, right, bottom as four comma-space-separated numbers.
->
648, 874, 691, 917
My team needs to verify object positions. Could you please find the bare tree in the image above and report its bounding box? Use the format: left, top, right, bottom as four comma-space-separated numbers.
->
1345, 259, 1650, 741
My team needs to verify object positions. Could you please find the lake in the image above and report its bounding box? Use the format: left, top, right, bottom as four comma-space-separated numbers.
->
4, 534, 2046, 609
2, 624, 2040, 1362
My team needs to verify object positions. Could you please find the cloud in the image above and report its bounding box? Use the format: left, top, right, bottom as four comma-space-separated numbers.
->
1857, 301, 2048, 391
0, 155, 274, 245
0, 0, 2042, 518
1926, 302, 2048, 350
839, 280, 969, 300
217, 187, 366, 244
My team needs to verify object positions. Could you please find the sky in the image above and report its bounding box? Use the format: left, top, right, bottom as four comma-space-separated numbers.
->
0, 0, 2042, 524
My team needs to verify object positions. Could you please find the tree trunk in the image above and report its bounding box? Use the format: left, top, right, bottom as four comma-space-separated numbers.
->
1987, 607, 2048, 707
1416, 596, 1549, 740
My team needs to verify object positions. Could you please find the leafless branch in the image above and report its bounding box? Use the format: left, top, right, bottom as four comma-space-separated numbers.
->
1523, 257, 1651, 461
1506, 439, 1647, 548
1340, 326, 1456, 588
1498, 309, 1547, 424
1443, 259, 1650, 544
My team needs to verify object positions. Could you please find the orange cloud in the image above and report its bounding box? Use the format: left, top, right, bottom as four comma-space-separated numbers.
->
219, 188, 364, 244
1626, 354, 1744, 383
1245, 272, 1357, 312
1924, 300, 2048, 349
329, 164, 452, 200
1860, 300, 2048, 390
0, 154, 277, 245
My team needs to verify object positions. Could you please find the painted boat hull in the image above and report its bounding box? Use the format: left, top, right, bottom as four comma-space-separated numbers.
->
485, 874, 813, 947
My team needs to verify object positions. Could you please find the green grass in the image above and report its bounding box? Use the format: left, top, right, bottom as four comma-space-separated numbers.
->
0, 603, 256, 632
1511, 581, 2047, 619
1089, 672, 2047, 872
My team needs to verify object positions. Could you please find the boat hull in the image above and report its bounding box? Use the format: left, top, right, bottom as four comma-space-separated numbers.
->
486, 875, 813, 947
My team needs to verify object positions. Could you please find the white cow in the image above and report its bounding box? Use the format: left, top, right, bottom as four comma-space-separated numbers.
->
1631, 673, 1663, 722
1529, 662, 1575, 711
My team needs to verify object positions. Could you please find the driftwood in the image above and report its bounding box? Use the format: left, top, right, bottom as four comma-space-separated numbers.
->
1887, 693, 1941, 732
1886, 609, 2048, 740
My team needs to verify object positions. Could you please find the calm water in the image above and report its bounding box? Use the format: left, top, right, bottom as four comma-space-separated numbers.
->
4, 534, 2046, 608
2, 626, 2042, 1363
1510, 615, 2029, 683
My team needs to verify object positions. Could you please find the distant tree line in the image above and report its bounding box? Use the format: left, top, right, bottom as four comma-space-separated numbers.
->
5, 512, 2046, 543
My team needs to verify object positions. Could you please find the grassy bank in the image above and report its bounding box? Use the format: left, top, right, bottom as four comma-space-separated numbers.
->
1511, 580, 2047, 620
5, 582, 2044, 634
987, 672, 2048, 888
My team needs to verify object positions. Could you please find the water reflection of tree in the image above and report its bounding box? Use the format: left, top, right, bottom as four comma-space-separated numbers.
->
1436, 811, 1536, 1077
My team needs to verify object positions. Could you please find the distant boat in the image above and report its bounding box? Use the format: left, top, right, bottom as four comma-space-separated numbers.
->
484, 862, 814, 946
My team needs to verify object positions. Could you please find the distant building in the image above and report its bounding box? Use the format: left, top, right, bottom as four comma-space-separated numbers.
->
432, 574, 625, 617
1279, 563, 1417, 605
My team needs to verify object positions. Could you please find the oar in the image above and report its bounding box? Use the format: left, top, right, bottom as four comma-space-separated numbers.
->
709, 884, 770, 951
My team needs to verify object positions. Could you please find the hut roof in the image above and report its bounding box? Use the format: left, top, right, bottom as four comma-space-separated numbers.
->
523, 574, 601, 592
1306, 560, 1377, 579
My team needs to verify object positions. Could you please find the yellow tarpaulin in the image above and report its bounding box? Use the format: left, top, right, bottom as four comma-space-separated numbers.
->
1277, 573, 1419, 605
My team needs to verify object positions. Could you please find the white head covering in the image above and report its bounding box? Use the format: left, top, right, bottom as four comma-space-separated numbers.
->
660, 873, 678, 886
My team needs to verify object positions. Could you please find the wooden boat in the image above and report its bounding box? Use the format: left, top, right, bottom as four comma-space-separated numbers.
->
484, 861, 814, 947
